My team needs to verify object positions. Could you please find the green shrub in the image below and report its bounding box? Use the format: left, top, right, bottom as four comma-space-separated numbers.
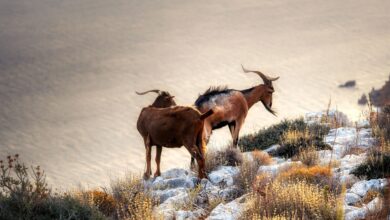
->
0, 155, 105, 220
351, 150, 390, 179
239, 118, 330, 158
204, 147, 243, 173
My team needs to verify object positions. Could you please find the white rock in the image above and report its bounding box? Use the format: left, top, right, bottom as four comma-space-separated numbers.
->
152, 187, 187, 203
345, 193, 361, 205
258, 161, 301, 176
366, 197, 383, 212
325, 127, 357, 146
208, 166, 239, 187
349, 179, 387, 197
175, 209, 206, 220
345, 208, 366, 220
161, 168, 192, 179
263, 144, 280, 153
207, 194, 249, 220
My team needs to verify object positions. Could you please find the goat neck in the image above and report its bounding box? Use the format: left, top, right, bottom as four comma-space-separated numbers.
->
242, 85, 267, 109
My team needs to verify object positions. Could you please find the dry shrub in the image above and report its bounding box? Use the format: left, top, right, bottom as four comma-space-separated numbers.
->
234, 158, 259, 194
293, 145, 319, 166
111, 174, 154, 220
0, 155, 105, 220
79, 189, 116, 217
364, 178, 390, 220
243, 179, 339, 219
174, 185, 202, 211
204, 147, 243, 173
277, 165, 332, 186
362, 190, 380, 205
252, 150, 273, 166
273, 128, 331, 158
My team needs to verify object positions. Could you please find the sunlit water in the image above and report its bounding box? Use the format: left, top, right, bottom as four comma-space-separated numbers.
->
0, 0, 389, 189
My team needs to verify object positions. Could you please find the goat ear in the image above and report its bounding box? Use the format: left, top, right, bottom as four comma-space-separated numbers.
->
270, 76, 280, 81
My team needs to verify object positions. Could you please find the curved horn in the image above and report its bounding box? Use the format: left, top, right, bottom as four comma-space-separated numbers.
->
135, 89, 161, 95
241, 64, 279, 85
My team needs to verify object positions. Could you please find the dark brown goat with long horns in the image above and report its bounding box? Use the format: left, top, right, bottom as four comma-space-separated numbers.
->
136, 89, 213, 179
194, 65, 279, 148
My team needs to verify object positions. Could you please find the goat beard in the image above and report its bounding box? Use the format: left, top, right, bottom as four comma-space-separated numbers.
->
261, 100, 277, 116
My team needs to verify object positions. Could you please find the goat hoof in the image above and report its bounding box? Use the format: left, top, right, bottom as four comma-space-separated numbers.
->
143, 173, 150, 180
153, 172, 161, 178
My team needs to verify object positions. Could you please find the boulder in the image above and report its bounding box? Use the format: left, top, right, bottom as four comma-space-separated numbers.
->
208, 166, 239, 187
344, 193, 361, 205
349, 179, 387, 197
207, 194, 249, 220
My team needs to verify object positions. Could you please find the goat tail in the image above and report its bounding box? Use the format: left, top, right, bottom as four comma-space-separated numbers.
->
200, 109, 214, 120
196, 130, 207, 157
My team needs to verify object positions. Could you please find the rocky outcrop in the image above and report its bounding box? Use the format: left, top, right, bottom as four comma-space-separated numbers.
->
143, 111, 386, 220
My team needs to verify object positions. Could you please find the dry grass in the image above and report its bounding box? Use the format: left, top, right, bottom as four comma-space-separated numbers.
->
243, 179, 340, 219
75, 189, 116, 217
204, 147, 243, 173
111, 174, 155, 220
173, 185, 202, 211
293, 145, 319, 166
252, 150, 273, 166
234, 157, 260, 194
277, 165, 333, 187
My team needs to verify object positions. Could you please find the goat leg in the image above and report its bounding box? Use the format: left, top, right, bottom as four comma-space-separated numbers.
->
154, 145, 162, 177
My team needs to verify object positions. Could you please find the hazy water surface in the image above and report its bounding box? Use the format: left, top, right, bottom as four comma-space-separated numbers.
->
1, 0, 389, 189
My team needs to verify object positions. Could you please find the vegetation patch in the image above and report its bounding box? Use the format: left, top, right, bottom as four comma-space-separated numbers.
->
0, 155, 105, 220
243, 179, 341, 220
204, 147, 243, 173
351, 150, 390, 179
239, 118, 330, 158
277, 165, 333, 186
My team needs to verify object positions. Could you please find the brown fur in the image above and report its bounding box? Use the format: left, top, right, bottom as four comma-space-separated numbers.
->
136, 91, 213, 179
194, 65, 279, 148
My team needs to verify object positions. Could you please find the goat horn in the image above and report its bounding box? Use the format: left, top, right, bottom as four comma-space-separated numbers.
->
241, 64, 279, 84
135, 89, 161, 95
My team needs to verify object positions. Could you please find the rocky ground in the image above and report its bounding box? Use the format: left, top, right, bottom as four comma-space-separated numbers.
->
141, 111, 388, 220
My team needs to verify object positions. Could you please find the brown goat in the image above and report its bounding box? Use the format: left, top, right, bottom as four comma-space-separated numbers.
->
194, 65, 279, 147
137, 91, 213, 179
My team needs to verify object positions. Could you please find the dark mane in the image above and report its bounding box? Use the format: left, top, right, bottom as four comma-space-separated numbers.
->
195, 86, 233, 107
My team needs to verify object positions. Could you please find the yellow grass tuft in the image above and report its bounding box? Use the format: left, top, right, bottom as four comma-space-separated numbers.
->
252, 150, 273, 166
243, 179, 339, 219
277, 165, 332, 186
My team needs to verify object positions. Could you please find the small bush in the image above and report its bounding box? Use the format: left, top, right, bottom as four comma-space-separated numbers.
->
239, 118, 307, 151
277, 165, 332, 186
252, 150, 273, 166
234, 158, 260, 194
351, 150, 390, 179
111, 174, 154, 220
0, 155, 105, 220
80, 189, 116, 217
204, 147, 243, 173
293, 145, 319, 166
375, 104, 390, 142
239, 118, 331, 158
243, 179, 339, 219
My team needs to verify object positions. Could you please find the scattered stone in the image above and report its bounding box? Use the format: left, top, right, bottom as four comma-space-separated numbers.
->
208, 166, 239, 187
348, 179, 387, 197
207, 194, 249, 220
345, 193, 361, 205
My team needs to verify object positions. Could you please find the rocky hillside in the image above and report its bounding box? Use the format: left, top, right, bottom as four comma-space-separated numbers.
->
145, 110, 389, 220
